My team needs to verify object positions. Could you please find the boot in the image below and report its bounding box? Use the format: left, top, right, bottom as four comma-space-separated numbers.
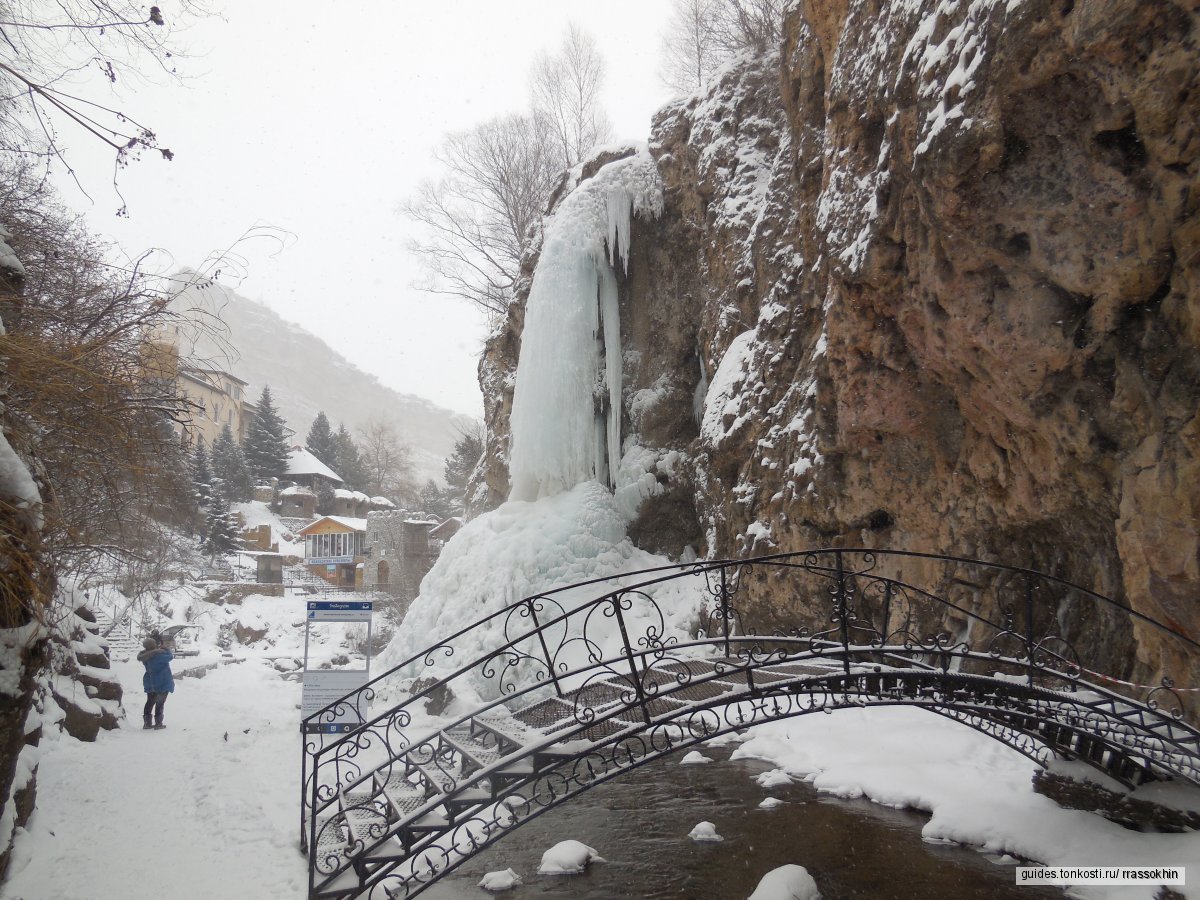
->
153, 719, 165, 730
143, 717, 152, 730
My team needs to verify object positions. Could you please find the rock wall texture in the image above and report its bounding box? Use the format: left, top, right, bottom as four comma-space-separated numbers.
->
475, 0, 1198, 687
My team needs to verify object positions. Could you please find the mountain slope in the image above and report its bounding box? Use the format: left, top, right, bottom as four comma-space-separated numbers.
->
173, 279, 472, 484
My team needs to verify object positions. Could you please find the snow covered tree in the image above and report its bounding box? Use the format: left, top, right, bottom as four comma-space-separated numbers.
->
243, 385, 289, 482
332, 424, 368, 493
531, 23, 614, 170
202, 491, 240, 559
211, 424, 253, 503
306, 412, 337, 467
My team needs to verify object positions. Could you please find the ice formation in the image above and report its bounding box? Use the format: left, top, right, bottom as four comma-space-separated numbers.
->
508, 146, 663, 502
376, 482, 702, 701
379, 150, 687, 699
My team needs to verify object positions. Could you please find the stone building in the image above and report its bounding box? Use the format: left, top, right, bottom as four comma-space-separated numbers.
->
361, 511, 440, 602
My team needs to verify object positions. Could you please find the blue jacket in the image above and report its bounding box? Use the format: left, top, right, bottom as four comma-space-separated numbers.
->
138, 648, 174, 693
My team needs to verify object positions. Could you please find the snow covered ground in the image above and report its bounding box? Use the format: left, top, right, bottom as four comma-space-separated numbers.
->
723, 708, 1200, 900
2, 656, 308, 900
9, 640, 1200, 900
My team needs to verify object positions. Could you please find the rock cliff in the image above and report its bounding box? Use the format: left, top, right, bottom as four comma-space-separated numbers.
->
475, 0, 1198, 687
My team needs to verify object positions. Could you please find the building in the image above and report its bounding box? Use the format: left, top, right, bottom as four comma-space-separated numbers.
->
361, 511, 440, 600
177, 366, 257, 447
297, 515, 366, 589
286, 447, 343, 492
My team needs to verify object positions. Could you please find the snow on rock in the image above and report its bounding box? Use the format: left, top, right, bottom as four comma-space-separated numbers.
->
0, 431, 41, 528
680, 750, 713, 765
688, 820, 724, 842
508, 146, 663, 502
378, 482, 704, 702
755, 769, 793, 789
758, 796, 784, 810
0, 223, 25, 279
232, 500, 302, 555
747, 864, 821, 900
700, 329, 759, 449
477, 867, 522, 891
537, 839, 606, 875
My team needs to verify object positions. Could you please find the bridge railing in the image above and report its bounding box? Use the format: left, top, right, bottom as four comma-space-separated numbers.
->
301, 549, 1200, 889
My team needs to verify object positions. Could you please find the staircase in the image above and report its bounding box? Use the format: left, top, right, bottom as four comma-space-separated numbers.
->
90, 608, 139, 661
303, 549, 1200, 900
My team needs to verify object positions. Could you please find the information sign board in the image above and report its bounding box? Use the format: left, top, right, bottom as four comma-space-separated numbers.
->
301, 600, 374, 733
301, 670, 369, 733
306, 600, 372, 621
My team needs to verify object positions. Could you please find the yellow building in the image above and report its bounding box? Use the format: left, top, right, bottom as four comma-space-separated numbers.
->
177, 366, 257, 447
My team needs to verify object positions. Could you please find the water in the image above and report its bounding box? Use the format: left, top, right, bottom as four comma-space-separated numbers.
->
420, 748, 1064, 899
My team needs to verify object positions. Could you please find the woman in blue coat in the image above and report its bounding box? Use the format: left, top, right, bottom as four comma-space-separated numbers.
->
137, 637, 174, 730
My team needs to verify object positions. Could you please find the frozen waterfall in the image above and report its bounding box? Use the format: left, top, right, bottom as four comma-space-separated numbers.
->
508, 148, 663, 502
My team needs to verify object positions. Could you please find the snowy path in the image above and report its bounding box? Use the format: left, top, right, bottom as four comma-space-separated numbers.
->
2, 659, 308, 900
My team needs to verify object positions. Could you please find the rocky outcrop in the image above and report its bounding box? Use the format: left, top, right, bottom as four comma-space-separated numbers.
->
479, 0, 1199, 689
49, 610, 124, 741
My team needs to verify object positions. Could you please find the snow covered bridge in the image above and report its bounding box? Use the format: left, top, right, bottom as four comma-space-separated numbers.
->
300, 549, 1200, 900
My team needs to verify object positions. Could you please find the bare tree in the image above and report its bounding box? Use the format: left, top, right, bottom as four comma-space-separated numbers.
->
0, 163, 197, 603
711, 0, 783, 54
0, 1, 204, 199
660, 0, 784, 94
531, 23, 614, 170
358, 419, 416, 502
660, 0, 724, 95
404, 113, 560, 321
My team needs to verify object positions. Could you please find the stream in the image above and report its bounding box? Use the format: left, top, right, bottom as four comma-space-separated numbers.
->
420, 747, 1064, 899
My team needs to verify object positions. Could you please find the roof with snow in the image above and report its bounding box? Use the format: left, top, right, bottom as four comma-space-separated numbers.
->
280, 485, 315, 497
334, 488, 370, 502
286, 447, 342, 483
369, 496, 395, 508
296, 515, 367, 535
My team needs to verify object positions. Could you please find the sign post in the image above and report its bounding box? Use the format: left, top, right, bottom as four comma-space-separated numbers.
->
301, 600, 374, 734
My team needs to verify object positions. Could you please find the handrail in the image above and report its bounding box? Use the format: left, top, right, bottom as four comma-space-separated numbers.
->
302, 549, 1198, 730
302, 548, 1200, 899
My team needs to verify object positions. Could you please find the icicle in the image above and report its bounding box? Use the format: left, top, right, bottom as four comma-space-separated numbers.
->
598, 262, 622, 489
508, 148, 663, 502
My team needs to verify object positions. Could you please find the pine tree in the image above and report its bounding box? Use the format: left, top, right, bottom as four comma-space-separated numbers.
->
244, 385, 290, 482
443, 426, 483, 514
315, 480, 336, 516
191, 439, 214, 507
306, 412, 337, 467
212, 424, 254, 503
203, 489, 240, 558
190, 438, 212, 540
333, 424, 368, 492
417, 479, 455, 519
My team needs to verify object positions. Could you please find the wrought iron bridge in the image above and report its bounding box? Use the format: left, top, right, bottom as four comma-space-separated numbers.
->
300, 549, 1200, 899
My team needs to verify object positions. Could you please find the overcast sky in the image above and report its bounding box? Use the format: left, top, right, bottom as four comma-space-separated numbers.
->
57, 1, 676, 418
